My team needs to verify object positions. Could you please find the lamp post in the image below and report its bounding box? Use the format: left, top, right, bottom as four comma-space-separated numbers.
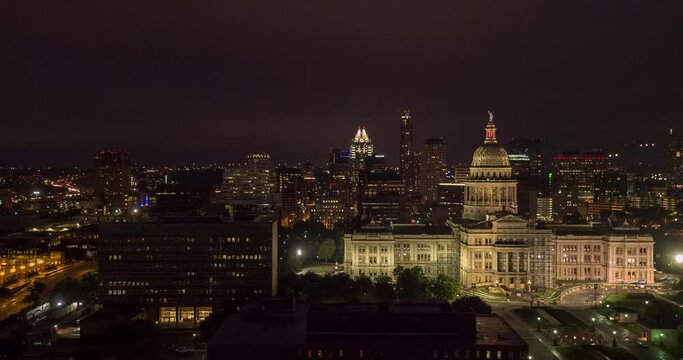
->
536, 317, 542, 332
591, 317, 596, 333
675, 254, 683, 289
612, 330, 617, 348
553, 329, 558, 346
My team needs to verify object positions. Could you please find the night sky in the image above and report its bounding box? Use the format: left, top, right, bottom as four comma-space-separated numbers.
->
1, 1, 682, 167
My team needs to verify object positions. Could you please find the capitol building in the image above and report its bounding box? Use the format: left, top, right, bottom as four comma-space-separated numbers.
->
343, 113, 655, 290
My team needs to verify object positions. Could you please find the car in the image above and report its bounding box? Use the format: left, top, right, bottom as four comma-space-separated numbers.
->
637, 341, 649, 348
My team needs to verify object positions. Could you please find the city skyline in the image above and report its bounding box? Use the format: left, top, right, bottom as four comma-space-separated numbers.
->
0, 111, 675, 168
2, 1, 682, 166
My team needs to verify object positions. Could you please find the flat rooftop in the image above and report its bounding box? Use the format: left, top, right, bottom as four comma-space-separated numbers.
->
210, 302, 525, 347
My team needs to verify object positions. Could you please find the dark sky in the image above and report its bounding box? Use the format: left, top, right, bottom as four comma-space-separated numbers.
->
1, 1, 682, 167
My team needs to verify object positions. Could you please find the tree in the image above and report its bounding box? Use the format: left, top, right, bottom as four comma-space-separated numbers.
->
51, 277, 84, 304
317, 239, 336, 262
430, 274, 460, 302
22, 281, 46, 304
374, 275, 396, 302
395, 267, 430, 300
452, 296, 492, 314
352, 275, 374, 301
82, 272, 98, 300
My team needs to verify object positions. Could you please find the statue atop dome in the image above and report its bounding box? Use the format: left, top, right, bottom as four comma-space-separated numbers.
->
484, 111, 497, 144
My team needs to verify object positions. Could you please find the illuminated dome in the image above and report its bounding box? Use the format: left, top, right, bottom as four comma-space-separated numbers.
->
471, 143, 510, 167
470, 111, 510, 168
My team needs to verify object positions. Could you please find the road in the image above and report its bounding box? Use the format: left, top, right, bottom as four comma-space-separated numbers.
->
559, 287, 672, 360
495, 308, 564, 360
0, 261, 96, 321
563, 307, 671, 360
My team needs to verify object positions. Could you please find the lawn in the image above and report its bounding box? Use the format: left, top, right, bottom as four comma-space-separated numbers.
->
512, 307, 552, 328
603, 292, 654, 312
541, 307, 587, 328
665, 292, 683, 305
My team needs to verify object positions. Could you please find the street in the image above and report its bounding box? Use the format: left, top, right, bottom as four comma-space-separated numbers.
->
0, 261, 96, 321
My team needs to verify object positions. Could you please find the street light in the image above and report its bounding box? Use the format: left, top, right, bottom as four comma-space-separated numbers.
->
553, 329, 558, 346
536, 317, 542, 332
675, 254, 683, 290
612, 330, 617, 348
591, 317, 596, 333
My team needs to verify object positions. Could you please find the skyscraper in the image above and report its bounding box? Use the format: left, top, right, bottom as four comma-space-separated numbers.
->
218, 153, 276, 205
667, 128, 683, 188
553, 150, 608, 220
349, 126, 374, 170
94, 150, 131, 210
419, 137, 447, 202
399, 110, 416, 192
276, 167, 303, 227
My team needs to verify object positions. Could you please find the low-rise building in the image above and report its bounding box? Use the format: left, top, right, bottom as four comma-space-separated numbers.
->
343, 223, 457, 278
208, 300, 529, 360
554, 223, 655, 284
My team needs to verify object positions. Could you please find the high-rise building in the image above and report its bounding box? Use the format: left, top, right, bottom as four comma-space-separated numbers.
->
300, 162, 318, 220
359, 170, 407, 223
667, 128, 683, 188
311, 197, 348, 229
462, 113, 517, 220
508, 138, 543, 182
219, 153, 276, 204
419, 138, 447, 202
436, 183, 465, 221
349, 127, 374, 170
453, 163, 470, 183
98, 218, 278, 325
94, 150, 131, 209
553, 150, 608, 220
276, 167, 303, 227
399, 110, 416, 192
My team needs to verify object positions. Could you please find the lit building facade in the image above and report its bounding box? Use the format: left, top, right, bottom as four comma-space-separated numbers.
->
463, 113, 517, 221
311, 197, 348, 229
454, 113, 555, 291
218, 153, 276, 204
344, 223, 457, 279
553, 151, 608, 220
349, 127, 374, 171
455, 215, 555, 290
554, 226, 655, 284
98, 219, 278, 325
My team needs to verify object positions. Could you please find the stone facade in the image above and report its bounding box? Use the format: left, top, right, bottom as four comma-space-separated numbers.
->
555, 230, 655, 284
343, 224, 457, 278
454, 215, 555, 290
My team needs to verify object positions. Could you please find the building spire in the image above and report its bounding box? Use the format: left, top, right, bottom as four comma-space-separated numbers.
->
361, 127, 370, 142
354, 126, 363, 142
484, 111, 497, 144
